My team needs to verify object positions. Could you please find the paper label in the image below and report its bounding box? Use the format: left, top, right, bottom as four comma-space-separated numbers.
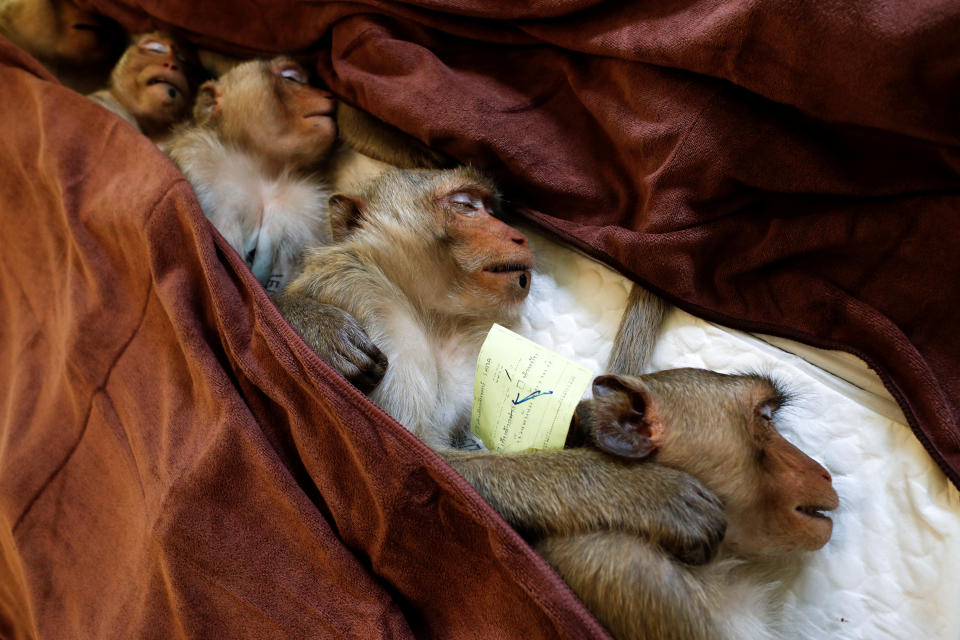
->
471, 323, 594, 452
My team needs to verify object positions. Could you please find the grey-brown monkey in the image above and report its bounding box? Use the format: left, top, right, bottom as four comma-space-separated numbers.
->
0, 0, 124, 92
450, 370, 838, 640
166, 57, 387, 391
467, 282, 839, 640
278, 168, 729, 566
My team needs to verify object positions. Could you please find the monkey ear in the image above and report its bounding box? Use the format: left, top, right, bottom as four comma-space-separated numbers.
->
589, 374, 664, 460
328, 194, 367, 242
193, 81, 223, 125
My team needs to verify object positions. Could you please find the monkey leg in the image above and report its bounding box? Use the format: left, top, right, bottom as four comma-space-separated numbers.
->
536, 532, 718, 640
272, 292, 388, 393
336, 103, 453, 170
441, 449, 726, 565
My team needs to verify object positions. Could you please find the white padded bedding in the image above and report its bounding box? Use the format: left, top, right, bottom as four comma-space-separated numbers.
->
516, 224, 960, 640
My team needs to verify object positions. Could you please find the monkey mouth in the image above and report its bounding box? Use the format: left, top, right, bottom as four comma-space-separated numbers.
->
484, 263, 531, 275
72, 23, 106, 32
483, 263, 533, 290
146, 73, 188, 100
795, 504, 834, 520
302, 110, 335, 126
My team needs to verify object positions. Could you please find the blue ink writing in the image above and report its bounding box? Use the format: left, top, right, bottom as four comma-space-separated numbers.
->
512, 390, 554, 405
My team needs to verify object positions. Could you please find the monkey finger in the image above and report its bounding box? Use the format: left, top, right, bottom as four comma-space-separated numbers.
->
654, 473, 727, 566
332, 345, 388, 394
359, 340, 388, 379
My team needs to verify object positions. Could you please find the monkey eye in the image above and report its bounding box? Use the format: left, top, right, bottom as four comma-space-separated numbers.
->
757, 403, 775, 423
447, 192, 484, 215
141, 40, 170, 55
279, 67, 307, 84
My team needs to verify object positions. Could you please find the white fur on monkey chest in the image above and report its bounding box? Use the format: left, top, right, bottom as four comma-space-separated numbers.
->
369, 309, 482, 449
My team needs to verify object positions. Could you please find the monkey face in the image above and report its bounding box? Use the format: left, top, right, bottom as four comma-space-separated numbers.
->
2, 0, 124, 65
111, 32, 194, 133
586, 369, 839, 556
444, 189, 534, 311
268, 58, 337, 167
330, 169, 533, 320
215, 57, 337, 172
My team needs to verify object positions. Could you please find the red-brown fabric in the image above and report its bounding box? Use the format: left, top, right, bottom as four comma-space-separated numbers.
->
98, 0, 960, 480
2, 1, 959, 638
0, 36, 606, 639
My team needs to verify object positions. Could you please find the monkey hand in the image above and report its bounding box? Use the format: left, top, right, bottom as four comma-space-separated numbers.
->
637, 465, 727, 565
273, 294, 388, 393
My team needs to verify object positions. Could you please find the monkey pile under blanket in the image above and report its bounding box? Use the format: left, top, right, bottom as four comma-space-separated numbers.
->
1, 1, 958, 639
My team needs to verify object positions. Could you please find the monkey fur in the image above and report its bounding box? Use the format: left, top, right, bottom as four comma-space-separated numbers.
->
0, 0, 124, 92
281, 172, 838, 638
88, 31, 202, 142
279, 167, 729, 568
167, 57, 388, 391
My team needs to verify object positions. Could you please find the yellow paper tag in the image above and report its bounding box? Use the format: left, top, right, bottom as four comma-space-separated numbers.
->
471, 323, 594, 452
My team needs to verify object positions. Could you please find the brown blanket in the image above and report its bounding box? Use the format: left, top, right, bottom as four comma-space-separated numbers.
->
1, 1, 958, 638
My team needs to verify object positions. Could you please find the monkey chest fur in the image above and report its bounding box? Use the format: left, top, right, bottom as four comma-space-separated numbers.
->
171, 131, 330, 292
368, 311, 483, 450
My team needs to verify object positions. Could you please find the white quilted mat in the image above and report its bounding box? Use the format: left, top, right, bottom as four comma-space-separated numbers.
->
516, 224, 960, 640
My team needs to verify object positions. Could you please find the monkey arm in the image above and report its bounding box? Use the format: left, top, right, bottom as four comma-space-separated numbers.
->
440, 448, 726, 565
277, 249, 400, 393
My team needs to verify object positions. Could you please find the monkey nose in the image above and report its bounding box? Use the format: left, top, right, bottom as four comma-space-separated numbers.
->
518, 273, 529, 289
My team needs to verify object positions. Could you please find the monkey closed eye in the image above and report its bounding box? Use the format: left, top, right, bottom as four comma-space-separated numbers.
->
446, 192, 484, 214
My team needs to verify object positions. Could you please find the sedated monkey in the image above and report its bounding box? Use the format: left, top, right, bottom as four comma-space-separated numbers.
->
452, 369, 839, 640
166, 56, 337, 293
88, 31, 202, 143
281, 167, 838, 639
166, 56, 387, 391
278, 167, 728, 564
0, 0, 125, 92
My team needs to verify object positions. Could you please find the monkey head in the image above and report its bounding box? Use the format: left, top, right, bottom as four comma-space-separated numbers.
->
328, 168, 535, 321
108, 31, 200, 137
578, 369, 839, 556
194, 57, 337, 173
0, 0, 124, 68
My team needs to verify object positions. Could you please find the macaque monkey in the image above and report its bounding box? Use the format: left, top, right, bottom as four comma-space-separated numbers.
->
527, 369, 838, 640
279, 167, 728, 563
283, 167, 535, 449
166, 56, 386, 390
166, 56, 337, 293
87, 31, 201, 143
0, 0, 124, 92
449, 370, 838, 640
448, 286, 837, 638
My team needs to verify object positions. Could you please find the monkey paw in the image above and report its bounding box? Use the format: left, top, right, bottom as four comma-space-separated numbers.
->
653, 470, 727, 566
311, 305, 388, 394
273, 294, 388, 393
